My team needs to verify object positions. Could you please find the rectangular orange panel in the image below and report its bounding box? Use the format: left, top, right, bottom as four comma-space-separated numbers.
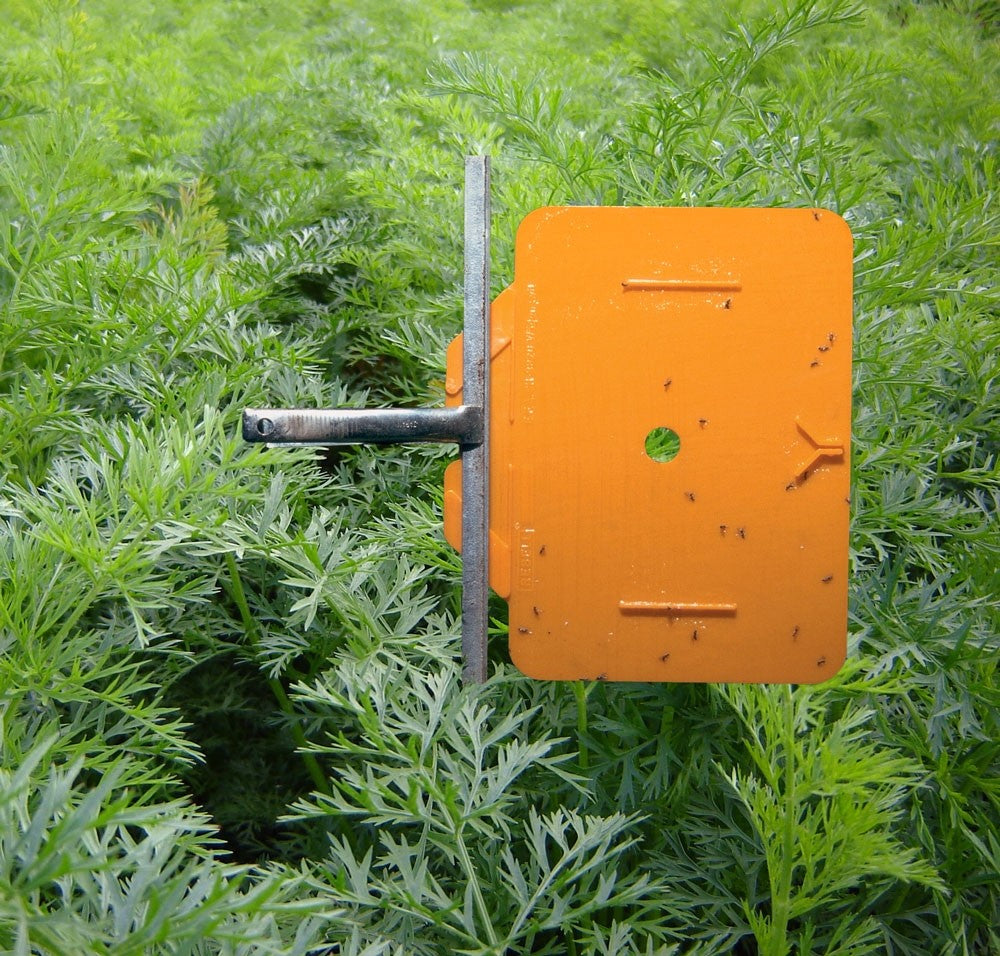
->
446, 207, 852, 682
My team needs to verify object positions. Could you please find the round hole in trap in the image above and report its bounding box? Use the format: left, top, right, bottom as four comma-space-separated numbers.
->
645, 427, 681, 463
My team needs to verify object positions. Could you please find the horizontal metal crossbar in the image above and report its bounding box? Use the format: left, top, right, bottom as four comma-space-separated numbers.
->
242, 406, 483, 446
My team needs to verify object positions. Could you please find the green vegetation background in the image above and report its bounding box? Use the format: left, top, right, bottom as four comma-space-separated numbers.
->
1, 0, 996, 952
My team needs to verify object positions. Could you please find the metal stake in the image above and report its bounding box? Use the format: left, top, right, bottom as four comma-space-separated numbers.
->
242, 156, 492, 683
461, 155, 491, 684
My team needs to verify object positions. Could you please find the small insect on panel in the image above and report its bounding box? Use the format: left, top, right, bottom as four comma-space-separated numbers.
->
499, 207, 852, 683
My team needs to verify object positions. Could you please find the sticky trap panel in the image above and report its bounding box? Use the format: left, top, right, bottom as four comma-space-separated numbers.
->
446, 207, 852, 682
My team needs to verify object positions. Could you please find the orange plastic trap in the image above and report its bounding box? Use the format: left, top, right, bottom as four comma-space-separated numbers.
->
244, 159, 853, 684
443, 206, 852, 682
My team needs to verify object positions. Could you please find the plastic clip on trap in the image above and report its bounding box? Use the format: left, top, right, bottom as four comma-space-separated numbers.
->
244, 157, 853, 685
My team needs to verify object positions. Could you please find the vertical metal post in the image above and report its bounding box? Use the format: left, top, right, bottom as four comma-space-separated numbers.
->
461, 156, 491, 683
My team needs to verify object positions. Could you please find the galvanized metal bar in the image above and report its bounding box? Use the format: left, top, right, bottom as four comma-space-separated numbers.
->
242, 406, 482, 446
461, 155, 491, 684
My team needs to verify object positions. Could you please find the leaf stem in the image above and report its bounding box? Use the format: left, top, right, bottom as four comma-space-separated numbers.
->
572, 681, 590, 772
455, 829, 498, 948
769, 685, 797, 954
223, 552, 328, 794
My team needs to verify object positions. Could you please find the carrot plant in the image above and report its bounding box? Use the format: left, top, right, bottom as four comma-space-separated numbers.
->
1, 0, 996, 953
